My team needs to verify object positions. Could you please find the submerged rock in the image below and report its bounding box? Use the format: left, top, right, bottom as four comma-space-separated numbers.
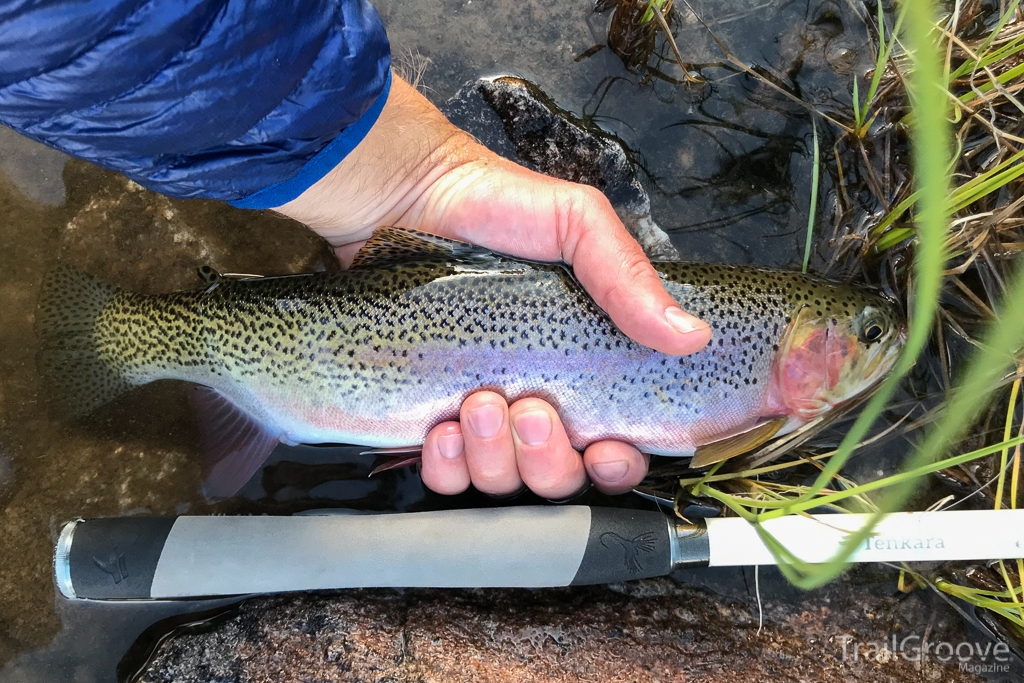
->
139, 578, 986, 683
0, 451, 14, 509
442, 76, 679, 261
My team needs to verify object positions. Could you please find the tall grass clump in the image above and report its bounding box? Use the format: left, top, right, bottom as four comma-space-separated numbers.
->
639, 0, 1024, 632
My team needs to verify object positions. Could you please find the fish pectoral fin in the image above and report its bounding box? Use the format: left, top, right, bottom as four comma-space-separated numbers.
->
690, 418, 788, 469
363, 446, 424, 476
190, 386, 280, 500
359, 445, 423, 456
631, 486, 676, 511
350, 226, 497, 269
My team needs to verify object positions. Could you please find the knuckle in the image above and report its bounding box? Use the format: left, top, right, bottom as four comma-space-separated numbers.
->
464, 447, 517, 482
598, 252, 655, 310
621, 249, 654, 282
573, 184, 608, 206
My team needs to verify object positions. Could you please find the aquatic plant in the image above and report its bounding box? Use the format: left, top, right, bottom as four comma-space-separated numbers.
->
588, 0, 706, 86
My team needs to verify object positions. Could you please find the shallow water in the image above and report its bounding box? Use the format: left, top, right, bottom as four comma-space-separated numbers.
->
0, 1, 992, 681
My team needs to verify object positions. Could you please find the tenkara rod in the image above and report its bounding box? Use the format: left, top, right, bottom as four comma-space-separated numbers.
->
54, 506, 1024, 601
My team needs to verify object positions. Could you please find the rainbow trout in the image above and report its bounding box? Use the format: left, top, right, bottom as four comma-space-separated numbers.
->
37, 228, 904, 496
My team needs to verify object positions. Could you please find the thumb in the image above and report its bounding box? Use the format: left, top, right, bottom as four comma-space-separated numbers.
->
334, 240, 367, 268
560, 187, 712, 356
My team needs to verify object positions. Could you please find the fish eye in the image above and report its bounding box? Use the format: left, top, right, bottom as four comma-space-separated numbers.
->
858, 308, 888, 344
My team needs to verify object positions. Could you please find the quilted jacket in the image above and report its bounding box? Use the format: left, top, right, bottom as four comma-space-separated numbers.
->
0, 0, 392, 208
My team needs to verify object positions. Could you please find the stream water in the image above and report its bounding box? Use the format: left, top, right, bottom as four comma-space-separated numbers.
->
0, 1, 1009, 681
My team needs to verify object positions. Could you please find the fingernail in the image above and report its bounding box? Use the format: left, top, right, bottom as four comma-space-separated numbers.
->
592, 460, 629, 483
665, 306, 708, 335
437, 433, 464, 460
467, 404, 504, 439
511, 410, 552, 447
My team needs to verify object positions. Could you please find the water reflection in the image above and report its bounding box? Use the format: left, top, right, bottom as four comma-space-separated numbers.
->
0, 127, 68, 207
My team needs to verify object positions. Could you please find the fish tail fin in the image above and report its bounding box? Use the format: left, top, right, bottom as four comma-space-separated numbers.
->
35, 264, 132, 416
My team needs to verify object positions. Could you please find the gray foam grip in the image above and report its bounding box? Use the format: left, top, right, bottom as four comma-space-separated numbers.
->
61, 507, 678, 600
149, 506, 596, 597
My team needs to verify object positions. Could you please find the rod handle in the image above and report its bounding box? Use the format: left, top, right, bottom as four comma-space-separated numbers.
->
56, 506, 705, 600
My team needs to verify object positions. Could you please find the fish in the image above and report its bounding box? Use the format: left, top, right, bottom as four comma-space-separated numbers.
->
36, 227, 905, 497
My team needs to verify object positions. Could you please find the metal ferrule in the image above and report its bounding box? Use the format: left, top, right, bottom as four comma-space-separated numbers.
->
54, 519, 80, 599
668, 517, 711, 569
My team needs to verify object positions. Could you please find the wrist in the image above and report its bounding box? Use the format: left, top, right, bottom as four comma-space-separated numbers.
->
274, 75, 491, 246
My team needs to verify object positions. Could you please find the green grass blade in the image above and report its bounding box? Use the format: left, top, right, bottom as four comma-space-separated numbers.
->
871, 148, 1024, 245
802, 118, 820, 274
948, 0, 1022, 79
709, 433, 1024, 514
951, 34, 1024, 80
735, 0, 953, 587
865, 3, 908, 109
958, 60, 1024, 102
852, 77, 862, 130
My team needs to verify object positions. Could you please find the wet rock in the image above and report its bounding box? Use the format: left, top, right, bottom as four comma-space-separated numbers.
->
55, 161, 338, 294
0, 128, 68, 206
0, 451, 15, 508
0, 160, 337, 666
140, 578, 986, 683
443, 77, 679, 261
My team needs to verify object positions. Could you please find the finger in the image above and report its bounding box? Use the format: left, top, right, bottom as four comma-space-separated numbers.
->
508, 398, 587, 500
460, 391, 523, 496
420, 422, 471, 495
583, 441, 650, 495
561, 186, 712, 356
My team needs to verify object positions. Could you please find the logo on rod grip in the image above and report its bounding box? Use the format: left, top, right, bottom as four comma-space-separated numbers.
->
93, 549, 129, 584
600, 532, 657, 574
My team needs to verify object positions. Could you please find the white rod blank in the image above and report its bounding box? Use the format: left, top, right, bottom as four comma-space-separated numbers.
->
706, 509, 1024, 566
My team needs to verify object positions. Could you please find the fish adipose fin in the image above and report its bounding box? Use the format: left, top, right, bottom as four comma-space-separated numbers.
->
190, 387, 280, 499
350, 226, 497, 268
690, 418, 788, 469
35, 264, 132, 417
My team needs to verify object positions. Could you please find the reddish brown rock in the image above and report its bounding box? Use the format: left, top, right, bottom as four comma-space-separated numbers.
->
140, 578, 990, 683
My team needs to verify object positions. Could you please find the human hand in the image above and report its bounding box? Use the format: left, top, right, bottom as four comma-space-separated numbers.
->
418, 391, 650, 498
275, 75, 711, 497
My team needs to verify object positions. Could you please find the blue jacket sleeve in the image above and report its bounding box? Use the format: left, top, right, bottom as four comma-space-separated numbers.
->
0, 0, 392, 209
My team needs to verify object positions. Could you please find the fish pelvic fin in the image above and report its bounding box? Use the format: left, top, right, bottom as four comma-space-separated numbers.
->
350, 226, 496, 269
690, 418, 788, 469
191, 387, 280, 500
35, 264, 131, 417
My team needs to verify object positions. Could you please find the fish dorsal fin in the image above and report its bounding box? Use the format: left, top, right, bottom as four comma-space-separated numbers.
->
190, 386, 281, 499
690, 418, 788, 469
349, 226, 495, 268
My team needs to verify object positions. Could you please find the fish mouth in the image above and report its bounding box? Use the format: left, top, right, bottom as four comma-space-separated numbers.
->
863, 341, 899, 379
869, 324, 906, 375
835, 326, 906, 404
